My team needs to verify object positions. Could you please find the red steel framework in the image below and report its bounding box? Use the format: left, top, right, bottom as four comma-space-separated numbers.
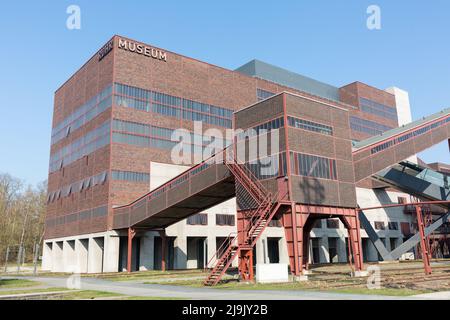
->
360, 200, 450, 275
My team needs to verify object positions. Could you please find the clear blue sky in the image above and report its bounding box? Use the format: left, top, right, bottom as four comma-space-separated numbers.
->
0, 1, 448, 186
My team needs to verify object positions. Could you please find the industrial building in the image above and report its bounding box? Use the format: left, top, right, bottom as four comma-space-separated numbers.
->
42, 36, 450, 284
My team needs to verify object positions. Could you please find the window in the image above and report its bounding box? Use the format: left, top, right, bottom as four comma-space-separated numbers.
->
186, 214, 208, 226
257, 88, 275, 101
51, 85, 113, 145
49, 121, 111, 173
288, 116, 333, 136
369, 115, 450, 155
388, 222, 399, 230
268, 218, 282, 227
112, 170, 150, 183
114, 83, 233, 128
290, 152, 337, 180
216, 214, 235, 226
359, 97, 398, 122
113, 119, 150, 135
245, 153, 287, 180
374, 221, 386, 230
350, 116, 394, 136
237, 117, 284, 140
398, 197, 407, 204
326, 219, 340, 229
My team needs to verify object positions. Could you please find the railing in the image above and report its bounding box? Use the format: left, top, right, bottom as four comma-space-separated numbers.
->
114, 146, 231, 214
204, 232, 237, 271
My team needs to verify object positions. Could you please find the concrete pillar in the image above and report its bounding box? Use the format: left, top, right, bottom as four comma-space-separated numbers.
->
139, 233, 154, 271
75, 239, 89, 273
63, 240, 76, 272
103, 233, 120, 273
88, 237, 104, 273
41, 242, 53, 271
52, 241, 64, 272
256, 237, 268, 264
319, 236, 329, 263
207, 236, 217, 268
338, 235, 348, 263
173, 236, 187, 269
279, 235, 289, 264
366, 241, 379, 262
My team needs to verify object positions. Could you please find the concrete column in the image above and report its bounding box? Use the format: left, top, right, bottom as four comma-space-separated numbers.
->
338, 235, 348, 263
52, 241, 64, 272
103, 233, 120, 273
75, 239, 89, 273
279, 235, 289, 264
41, 242, 53, 271
88, 237, 104, 273
366, 241, 379, 262
173, 236, 187, 269
319, 236, 329, 263
63, 240, 76, 272
139, 233, 154, 271
256, 237, 268, 264
207, 236, 217, 268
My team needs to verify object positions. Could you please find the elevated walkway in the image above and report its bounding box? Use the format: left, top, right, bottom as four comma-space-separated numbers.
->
353, 108, 449, 183
113, 149, 234, 230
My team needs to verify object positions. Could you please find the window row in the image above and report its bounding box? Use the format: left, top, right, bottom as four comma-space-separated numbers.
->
45, 206, 108, 227
350, 116, 394, 136
51, 85, 113, 145
47, 171, 108, 203
112, 119, 230, 148
245, 152, 287, 180
257, 88, 275, 101
290, 152, 337, 180
49, 121, 111, 173
370, 115, 450, 155
360, 97, 398, 121
374, 221, 399, 231
288, 116, 333, 136
111, 170, 150, 183
237, 117, 284, 140
114, 83, 233, 127
185, 214, 235, 226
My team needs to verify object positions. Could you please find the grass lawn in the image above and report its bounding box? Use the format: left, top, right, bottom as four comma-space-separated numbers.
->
90, 269, 208, 282
324, 287, 432, 297
60, 290, 123, 300
0, 279, 42, 289
143, 278, 432, 297
0, 287, 70, 296
124, 296, 187, 300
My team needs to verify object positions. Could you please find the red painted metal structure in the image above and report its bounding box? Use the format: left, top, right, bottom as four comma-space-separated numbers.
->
360, 200, 450, 275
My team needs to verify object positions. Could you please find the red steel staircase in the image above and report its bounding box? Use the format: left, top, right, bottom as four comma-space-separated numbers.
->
203, 151, 281, 286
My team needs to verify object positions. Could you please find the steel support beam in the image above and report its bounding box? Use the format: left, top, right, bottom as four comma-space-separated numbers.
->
127, 227, 136, 273
159, 229, 167, 272
415, 206, 432, 275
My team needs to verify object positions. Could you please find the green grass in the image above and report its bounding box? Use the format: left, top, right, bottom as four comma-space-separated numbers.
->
324, 287, 432, 297
91, 269, 207, 282
143, 278, 433, 297
0, 287, 70, 296
124, 296, 187, 300
60, 290, 123, 300
0, 279, 42, 289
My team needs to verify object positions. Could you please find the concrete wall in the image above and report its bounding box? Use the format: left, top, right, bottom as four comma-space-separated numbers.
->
42, 231, 120, 273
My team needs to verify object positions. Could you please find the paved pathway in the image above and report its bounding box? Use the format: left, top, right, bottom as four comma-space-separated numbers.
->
1, 276, 426, 300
